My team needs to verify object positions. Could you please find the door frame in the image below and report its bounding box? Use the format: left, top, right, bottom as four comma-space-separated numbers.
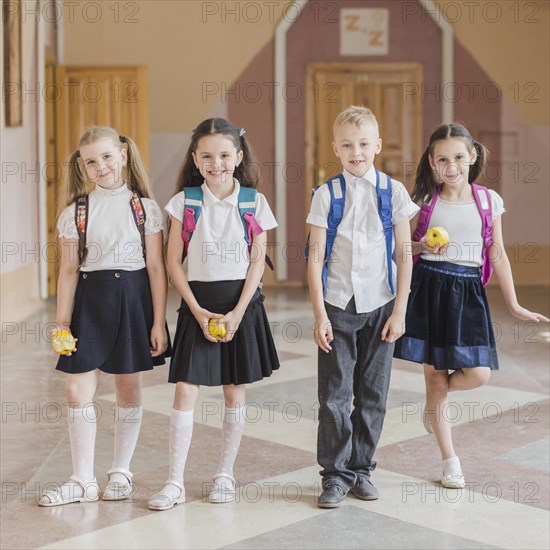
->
305, 62, 423, 224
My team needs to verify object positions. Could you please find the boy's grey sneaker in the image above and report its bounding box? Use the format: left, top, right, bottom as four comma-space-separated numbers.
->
317, 481, 348, 508
350, 476, 379, 500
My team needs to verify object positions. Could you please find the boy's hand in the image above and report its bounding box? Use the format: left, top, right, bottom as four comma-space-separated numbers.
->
314, 315, 333, 353
381, 312, 405, 343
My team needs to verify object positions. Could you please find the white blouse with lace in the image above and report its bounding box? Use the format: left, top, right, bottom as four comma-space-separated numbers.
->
57, 184, 165, 271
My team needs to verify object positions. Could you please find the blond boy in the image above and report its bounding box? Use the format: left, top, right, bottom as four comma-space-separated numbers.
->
307, 106, 419, 508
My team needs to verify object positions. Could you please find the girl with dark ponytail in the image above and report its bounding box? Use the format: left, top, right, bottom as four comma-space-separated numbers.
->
148, 118, 279, 510
40, 126, 171, 507
394, 123, 548, 489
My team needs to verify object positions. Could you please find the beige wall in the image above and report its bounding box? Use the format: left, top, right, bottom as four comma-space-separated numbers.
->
436, 0, 549, 125
1, 1, 43, 324
62, 0, 294, 132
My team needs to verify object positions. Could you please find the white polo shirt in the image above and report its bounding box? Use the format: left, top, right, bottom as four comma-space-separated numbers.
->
57, 184, 165, 271
165, 180, 278, 282
307, 166, 419, 313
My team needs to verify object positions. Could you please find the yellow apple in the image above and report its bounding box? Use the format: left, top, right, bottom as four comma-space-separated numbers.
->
208, 319, 227, 340
52, 329, 76, 355
425, 226, 450, 248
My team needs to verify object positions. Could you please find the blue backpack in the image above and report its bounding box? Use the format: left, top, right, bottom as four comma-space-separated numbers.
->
305, 169, 395, 295
181, 186, 274, 272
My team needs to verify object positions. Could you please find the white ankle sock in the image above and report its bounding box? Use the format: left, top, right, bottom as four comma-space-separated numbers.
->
443, 456, 462, 477
110, 405, 143, 484
63, 405, 97, 499
163, 408, 193, 498
215, 405, 245, 478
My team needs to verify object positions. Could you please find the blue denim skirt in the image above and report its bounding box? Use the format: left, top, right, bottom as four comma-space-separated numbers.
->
56, 269, 171, 375
394, 260, 498, 370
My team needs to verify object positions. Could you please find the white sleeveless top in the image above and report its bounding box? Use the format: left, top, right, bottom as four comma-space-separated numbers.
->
421, 190, 505, 267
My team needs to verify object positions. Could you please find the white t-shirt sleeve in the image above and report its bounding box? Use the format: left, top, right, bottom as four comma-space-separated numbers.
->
306, 185, 330, 229
488, 189, 506, 220
164, 191, 186, 223
143, 199, 165, 235
255, 193, 278, 231
57, 204, 78, 240
391, 180, 420, 226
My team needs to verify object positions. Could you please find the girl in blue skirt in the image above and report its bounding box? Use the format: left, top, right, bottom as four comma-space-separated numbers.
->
394, 123, 548, 489
148, 118, 279, 510
40, 126, 170, 506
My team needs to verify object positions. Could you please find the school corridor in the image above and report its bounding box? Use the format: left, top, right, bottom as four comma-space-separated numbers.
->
1, 1, 549, 549
1, 283, 548, 549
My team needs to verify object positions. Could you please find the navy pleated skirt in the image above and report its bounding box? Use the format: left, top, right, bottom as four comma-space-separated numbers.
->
394, 260, 499, 370
169, 280, 280, 386
56, 269, 171, 375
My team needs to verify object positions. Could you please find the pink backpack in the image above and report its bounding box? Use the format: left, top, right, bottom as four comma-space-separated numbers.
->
413, 183, 494, 286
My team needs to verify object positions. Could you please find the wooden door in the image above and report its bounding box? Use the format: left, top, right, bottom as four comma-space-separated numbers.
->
46, 65, 149, 295
305, 62, 423, 203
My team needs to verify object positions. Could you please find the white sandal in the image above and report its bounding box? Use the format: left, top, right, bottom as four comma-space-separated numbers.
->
441, 473, 465, 489
102, 468, 133, 501
148, 480, 185, 511
39, 475, 100, 507
208, 474, 236, 503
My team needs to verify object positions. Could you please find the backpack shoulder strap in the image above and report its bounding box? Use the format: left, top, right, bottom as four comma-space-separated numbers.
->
181, 186, 203, 260
471, 183, 494, 286
75, 195, 89, 269
129, 191, 147, 260
375, 169, 395, 294
471, 183, 493, 229
323, 174, 346, 293
413, 185, 440, 242
304, 184, 322, 266
238, 186, 258, 246
238, 186, 275, 271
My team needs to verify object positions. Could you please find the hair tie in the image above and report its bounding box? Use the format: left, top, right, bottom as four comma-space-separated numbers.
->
75, 150, 81, 157
119, 135, 127, 143
238, 128, 246, 137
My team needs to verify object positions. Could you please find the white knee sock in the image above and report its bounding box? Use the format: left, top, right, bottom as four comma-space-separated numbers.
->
110, 405, 143, 484
443, 456, 463, 477
69, 405, 97, 480
156, 408, 194, 500
215, 405, 245, 478
61, 405, 97, 498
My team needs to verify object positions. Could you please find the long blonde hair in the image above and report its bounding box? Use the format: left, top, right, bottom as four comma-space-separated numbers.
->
57, 126, 153, 218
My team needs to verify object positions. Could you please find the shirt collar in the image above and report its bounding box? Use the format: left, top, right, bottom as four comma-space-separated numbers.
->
93, 182, 131, 197
343, 165, 377, 187
201, 179, 240, 206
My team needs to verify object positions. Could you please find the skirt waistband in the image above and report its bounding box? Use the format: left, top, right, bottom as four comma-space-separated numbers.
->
418, 259, 481, 277
184, 280, 250, 312
79, 268, 147, 281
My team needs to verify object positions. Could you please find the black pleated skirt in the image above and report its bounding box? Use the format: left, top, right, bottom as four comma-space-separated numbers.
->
394, 260, 499, 370
56, 269, 171, 375
169, 280, 280, 386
